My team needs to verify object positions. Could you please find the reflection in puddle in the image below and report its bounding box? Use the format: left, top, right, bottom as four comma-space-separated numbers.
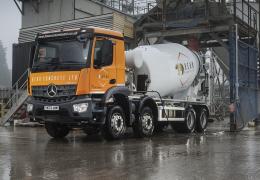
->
3, 127, 256, 180
112, 149, 125, 166
211, 131, 225, 136
0, 154, 11, 180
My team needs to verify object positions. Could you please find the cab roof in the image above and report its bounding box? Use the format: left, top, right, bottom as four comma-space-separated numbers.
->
39, 27, 123, 38
90, 27, 123, 38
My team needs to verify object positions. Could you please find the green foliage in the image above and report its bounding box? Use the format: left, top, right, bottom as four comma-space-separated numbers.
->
0, 40, 11, 87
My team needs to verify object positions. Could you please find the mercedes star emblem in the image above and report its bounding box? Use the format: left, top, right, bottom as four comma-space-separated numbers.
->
47, 84, 57, 97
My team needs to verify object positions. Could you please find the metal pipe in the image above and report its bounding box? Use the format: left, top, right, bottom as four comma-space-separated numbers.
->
233, 0, 236, 20
235, 24, 239, 102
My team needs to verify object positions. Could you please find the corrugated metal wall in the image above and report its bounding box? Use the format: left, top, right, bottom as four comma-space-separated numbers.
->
19, 13, 134, 43
113, 13, 134, 38
229, 32, 259, 128
19, 14, 113, 43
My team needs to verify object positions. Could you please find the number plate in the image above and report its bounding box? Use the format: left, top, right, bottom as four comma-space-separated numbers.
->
44, 106, 59, 111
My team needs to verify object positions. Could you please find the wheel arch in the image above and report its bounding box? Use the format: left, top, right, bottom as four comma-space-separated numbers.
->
103, 86, 130, 102
193, 104, 210, 117
137, 96, 158, 123
103, 86, 131, 126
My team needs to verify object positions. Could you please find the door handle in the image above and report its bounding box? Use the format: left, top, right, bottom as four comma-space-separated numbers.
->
109, 79, 116, 84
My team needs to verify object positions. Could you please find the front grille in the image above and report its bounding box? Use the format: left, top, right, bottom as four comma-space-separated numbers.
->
33, 96, 76, 103
32, 85, 77, 98
36, 109, 69, 117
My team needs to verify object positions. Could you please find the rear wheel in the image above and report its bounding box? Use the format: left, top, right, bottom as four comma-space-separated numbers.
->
195, 108, 208, 132
133, 106, 155, 138
171, 108, 196, 133
45, 122, 69, 138
102, 105, 126, 140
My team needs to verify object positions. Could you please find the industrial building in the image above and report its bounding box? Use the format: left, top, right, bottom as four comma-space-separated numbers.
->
0, 0, 257, 131
1, 0, 260, 179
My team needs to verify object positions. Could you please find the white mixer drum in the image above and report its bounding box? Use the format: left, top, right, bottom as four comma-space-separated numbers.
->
125, 43, 200, 97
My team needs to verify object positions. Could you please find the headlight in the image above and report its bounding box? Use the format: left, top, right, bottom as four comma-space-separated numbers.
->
27, 104, 33, 112
73, 103, 88, 113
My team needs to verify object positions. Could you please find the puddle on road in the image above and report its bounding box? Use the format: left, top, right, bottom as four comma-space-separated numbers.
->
2, 126, 259, 180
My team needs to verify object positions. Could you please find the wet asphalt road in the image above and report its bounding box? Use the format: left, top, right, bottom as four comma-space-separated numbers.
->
1, 126, 260, 180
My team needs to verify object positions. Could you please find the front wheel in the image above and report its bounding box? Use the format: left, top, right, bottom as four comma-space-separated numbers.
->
133, 106, 155, 138
102, 105, 126, 140
45, 122, 69, 138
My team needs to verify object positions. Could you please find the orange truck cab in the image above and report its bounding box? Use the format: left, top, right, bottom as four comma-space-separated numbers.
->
27, 27, 134, 139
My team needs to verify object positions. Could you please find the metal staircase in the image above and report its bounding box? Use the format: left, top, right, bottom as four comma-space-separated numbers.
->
208, 49, 230, 121
212, 47, 229, 77
0, 70, 29, 126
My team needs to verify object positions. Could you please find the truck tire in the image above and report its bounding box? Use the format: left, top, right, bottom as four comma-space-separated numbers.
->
102, 105, 126, 140
45, 122, 69, 138
195, 108, 208, 132
171, 108, 196, 133
133, 106, 155, 138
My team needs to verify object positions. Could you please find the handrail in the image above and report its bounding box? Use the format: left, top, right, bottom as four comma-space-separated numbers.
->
12, 69, 29, 90
100, 0, 157, 15
228, 0, 258, 32
1, 68, 29, 115
1, 69, 29, 111
211, 49, 230, 71
1, 80, 28, 111
20, 79, 28, 89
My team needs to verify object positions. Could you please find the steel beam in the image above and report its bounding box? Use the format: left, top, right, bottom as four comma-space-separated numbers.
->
13, 0, 24, 15
209, 33, 229, 50
144, 25, 230, 38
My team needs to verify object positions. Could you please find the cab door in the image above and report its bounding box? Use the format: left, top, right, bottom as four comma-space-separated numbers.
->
90, 37, 117, 94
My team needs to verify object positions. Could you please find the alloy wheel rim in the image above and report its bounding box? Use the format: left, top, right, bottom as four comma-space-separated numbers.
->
111, 113, 124, 134
141, 113, 154, 133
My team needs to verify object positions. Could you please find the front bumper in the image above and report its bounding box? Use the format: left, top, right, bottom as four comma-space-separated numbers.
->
27, 95, 106, 125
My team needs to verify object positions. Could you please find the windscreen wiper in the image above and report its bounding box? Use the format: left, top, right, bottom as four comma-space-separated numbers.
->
61, 61, 85, 65
32, 61, 59, 71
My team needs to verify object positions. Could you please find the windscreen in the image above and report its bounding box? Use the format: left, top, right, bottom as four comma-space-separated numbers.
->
32, 39, 90, 71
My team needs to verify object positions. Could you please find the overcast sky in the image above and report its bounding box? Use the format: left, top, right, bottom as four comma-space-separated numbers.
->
0, 0, 21, 70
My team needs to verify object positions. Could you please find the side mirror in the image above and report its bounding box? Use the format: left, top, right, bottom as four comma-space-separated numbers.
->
77, 33, 92, 42
29, 45, 36, 68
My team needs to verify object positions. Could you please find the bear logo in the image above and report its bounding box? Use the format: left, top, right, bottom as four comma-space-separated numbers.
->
175, 63, 184, 75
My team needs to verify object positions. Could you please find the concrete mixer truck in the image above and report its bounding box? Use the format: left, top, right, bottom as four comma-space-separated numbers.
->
27, 27, 209, 139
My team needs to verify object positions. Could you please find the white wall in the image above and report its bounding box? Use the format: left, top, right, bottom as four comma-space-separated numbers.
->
21, 0, 124, 28
22, 0, 74, 28
75, 0, 116, 18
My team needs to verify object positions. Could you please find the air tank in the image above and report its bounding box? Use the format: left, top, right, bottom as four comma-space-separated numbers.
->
125, 43, 200, 97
